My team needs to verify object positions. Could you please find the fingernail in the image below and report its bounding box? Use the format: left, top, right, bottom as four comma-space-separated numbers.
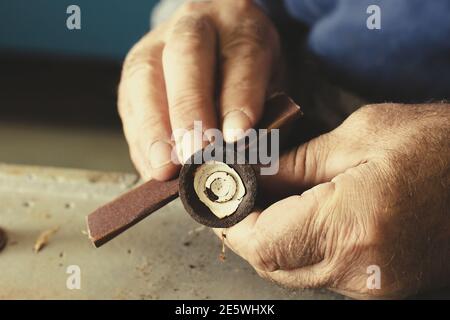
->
222, 110, 252, 142
177, 129, 205, 164
149, 140, 174, 169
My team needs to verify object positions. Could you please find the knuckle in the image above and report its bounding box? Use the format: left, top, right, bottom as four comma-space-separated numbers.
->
173, 14, 211, 36
222, 19, 271, 58
164, 36, 202, 57
169, 93, 206, 122
221, 77, 256, 92
138, 114, 166, 136
180, 1, 198, 14
347, 103, 397, 127
165, 15, 212, 55
122, 48, 162, 81
353, 104, 379, 120
340, 104, 389, 138
344, 105, 373, 127
232, 0, 256, 12
179, 1, 208, 14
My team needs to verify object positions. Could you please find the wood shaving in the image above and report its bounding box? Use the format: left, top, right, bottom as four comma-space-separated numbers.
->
187, 226, 206, 236
135, 258, 151, 277
33, 227, 59, 253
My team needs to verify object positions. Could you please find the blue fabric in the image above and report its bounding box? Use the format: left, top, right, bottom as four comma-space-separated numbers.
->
258, 0, 450, 102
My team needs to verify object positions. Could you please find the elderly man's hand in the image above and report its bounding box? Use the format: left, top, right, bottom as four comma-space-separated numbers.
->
118, 0, 281, 181
214, 103, 450, 299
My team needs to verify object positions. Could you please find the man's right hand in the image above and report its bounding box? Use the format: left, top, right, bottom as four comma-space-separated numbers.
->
118, 0, 281, 181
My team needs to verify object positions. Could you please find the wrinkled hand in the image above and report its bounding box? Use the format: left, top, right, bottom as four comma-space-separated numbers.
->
118, 0, 281, 180
214, 103, 450, 299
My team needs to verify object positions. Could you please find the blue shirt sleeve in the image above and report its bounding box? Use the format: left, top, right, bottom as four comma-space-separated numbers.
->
257, 0, 450, 102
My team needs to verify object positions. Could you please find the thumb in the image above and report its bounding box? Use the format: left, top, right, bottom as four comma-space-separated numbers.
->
216, 181, 336, 273
258, 129, 365, 201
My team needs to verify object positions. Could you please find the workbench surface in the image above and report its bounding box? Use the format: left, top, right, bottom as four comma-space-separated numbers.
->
0, 163, 345, 300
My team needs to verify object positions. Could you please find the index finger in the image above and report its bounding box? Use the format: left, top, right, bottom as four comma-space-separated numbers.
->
216, 5, 279, 142
162, 13, 218, 163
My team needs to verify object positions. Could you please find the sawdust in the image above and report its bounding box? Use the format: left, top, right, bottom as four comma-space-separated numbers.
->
188, 226, 206, 236
182, 225, 206, 247
33, 226, 59, 253
135, 257, 151, 277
